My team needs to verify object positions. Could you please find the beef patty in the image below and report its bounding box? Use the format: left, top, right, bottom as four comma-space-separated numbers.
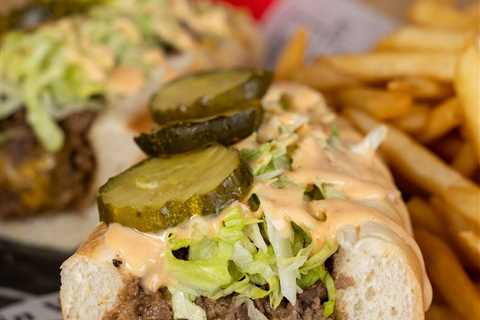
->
0, 110, 96, 218
104, 280, 333, 320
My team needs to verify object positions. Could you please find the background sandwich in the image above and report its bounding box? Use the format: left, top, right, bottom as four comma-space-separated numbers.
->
0, 0, 261, 250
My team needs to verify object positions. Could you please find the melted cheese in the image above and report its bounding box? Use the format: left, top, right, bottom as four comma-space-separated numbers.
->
87, 83, 431, 310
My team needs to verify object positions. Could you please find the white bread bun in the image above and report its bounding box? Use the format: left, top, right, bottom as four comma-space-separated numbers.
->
334, 223, 424, 320
61, 222, 426, 320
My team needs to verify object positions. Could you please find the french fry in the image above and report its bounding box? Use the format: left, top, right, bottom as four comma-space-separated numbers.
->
429, 196, 466, 233
275, 28, 309, 81
391, 104, 429, 135
430, 195, 480, 270
407, 197, 444, 235
425, 304, 461, 320
387, 77, 452, 99
439, 187, 480, 233
451, 141, 477, 178
343, 108, 475, 195
292, 58, 360, 91
376, 26, 472, 52
317, 52, 457, 82
430, 136, 463, 161
454, 38, 480, 166
419, 98, 462, 143
464, 2, 480, 19
414, 229, 480, 319
457, 231, 480, 269
335, 86, 412, 120
409, 0, 477, 30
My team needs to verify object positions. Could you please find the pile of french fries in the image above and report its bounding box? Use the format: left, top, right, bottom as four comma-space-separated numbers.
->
275, 1, 480, 319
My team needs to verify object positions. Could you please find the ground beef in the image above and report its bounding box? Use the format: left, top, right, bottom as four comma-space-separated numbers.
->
105, 281, 174, 320
253, 283, 331, 320
0, 110, 96, 218
104, 280, 333, 320
195, 296, 249, 320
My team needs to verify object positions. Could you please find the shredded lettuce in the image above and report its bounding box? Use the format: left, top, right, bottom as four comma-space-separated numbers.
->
165, 203, 338, 320
323, 273, 336, 317
264, 211, 297, 305
166, 240, 233, 296
301, 240, 338, 273
299, 240, 338, 317
316, 182, 344, 200
245, 223, 267, 252
247, 300, 269, 320
351, 125, 387, 155
240, 133, 297, 180
270, 175, 297, 189
170, 288, 207, 320
0, 0, 234, 152
0, 82, 22, 119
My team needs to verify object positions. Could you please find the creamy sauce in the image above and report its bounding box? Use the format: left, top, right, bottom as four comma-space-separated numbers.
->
86, 83, 432, 310
104, 224, 170, 292
97, 209, 234, 292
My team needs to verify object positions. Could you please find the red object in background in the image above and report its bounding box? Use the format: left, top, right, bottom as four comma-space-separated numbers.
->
213, 0, 278, 20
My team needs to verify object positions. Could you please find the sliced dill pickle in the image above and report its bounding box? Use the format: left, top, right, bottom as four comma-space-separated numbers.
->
135, 103, 262, 156
98, 145, 252, 232
151, 69, 272, 124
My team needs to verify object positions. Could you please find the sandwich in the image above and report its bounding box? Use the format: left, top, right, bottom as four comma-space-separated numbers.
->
0, 0, 260, 249
60, 69, 432, 319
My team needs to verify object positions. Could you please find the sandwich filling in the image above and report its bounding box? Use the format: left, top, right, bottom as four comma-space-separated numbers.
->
0, 110, 96, 218
80, 84, 429, 320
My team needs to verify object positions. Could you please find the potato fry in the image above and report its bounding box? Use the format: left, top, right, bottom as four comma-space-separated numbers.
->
407, 197, 444, 235
419, 98, 462, 143
335, 86, 412, 120
439, 187, 480, 233
451, 141, 477, 178
391, 104, 429, 135
430, 195, 480, 270
414, 229, 480, 319
292, 58, 360, 91
275, 28, 308, 81
317, 52, 457, 82
387, 77, 452, 99
430, 136, 463, 161
457, 231, 480, 269
425, 304, 461, 320
464, 2, 480, 19
343, 108, 475, 194
409, 0, 477, 30
377, 26, 472, 52
454, 38, 480, 166
429, 196, 465, 231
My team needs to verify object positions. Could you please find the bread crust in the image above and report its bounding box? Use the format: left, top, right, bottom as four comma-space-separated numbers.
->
61, 222, 428, 320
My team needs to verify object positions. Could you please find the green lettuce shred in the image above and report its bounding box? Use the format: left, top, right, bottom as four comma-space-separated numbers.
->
0, 0, 235, 151
240, 133, 297, 180
170, 288, 207, 320
164, 204, 338, 320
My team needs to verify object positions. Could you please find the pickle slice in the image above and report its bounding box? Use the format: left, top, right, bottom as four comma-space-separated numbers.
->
135, 104, 262, 156
98, 145, 252, 232
151, 69, 272, 124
